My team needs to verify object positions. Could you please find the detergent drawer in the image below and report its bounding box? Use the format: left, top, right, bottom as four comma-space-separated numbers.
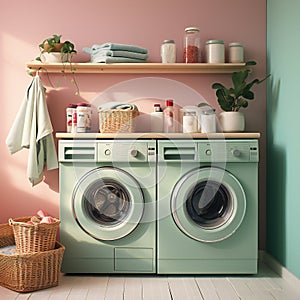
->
58, 140, 97, 162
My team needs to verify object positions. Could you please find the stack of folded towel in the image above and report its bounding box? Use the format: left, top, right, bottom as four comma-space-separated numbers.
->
98, 102, 139, 111
83, 42, 148, 63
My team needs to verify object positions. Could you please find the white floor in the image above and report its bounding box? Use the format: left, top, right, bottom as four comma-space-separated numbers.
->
1, 263, 300, 300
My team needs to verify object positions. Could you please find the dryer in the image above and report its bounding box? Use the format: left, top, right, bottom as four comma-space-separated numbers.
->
59, 139, 156, 273
157, 139, 259, 274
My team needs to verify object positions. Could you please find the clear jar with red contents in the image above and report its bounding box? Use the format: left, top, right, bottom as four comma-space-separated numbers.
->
183, 27, 201, 63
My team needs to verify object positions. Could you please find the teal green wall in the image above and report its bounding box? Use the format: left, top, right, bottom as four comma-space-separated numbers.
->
267, 0, 300, 279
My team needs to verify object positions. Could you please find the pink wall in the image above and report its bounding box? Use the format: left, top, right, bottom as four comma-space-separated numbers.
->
0, 0, 267, 247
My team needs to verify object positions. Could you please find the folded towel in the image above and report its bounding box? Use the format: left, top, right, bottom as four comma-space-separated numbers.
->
6, 75, 58, 186
87, 49, 148, 60
99, 102, 138, 111
91, 56, 147, 63
84, 42, 148, 54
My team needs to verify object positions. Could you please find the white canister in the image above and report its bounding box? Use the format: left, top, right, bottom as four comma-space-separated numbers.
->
205, 40, 225, 63
66, 104, 77, 133
161, 40, 176, 63
77, 103, 92, 133
201, 109, 216, 133
229, 42, 244, 63
182, 111, 198, 133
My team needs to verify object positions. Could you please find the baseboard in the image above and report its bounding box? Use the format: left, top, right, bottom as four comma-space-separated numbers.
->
259, 250, 300, 289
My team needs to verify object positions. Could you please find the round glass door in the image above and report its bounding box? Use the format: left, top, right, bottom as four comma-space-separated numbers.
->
73, 167, 144, 241
171, 167, 246, 242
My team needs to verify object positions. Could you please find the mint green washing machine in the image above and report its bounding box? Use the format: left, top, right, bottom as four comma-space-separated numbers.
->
59, 139, 156, 273
157, 139, 259, 274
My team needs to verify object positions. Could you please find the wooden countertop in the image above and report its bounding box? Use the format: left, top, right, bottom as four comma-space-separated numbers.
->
55, 132, 260, 139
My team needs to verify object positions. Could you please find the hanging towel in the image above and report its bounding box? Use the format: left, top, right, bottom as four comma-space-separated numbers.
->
6, 75, 58, 186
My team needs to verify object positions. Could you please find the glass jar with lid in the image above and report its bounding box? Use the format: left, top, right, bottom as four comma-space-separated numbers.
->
183, 27, 201, 63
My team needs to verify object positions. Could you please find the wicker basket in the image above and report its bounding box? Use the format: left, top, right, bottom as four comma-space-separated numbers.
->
0, 221, 64, 293
9, 216, 60, 254
99, 109, 139, 133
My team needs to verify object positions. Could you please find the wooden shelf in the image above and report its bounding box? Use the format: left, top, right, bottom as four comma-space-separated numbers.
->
26, 62, 246, 74
55, 132, 260, 139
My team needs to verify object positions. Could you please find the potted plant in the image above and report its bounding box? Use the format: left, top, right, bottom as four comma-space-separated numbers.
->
36, 34, 77, 63
212, 61, 270, 132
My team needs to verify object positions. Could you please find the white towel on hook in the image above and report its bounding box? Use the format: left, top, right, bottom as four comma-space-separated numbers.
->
6, 75, 58, 186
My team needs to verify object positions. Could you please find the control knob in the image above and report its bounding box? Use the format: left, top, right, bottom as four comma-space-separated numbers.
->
231, 149, 241, 157
130, 149, 139, 157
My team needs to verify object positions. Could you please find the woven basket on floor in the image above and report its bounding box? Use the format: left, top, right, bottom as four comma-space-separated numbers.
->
99, 109, 139, 133
0, 220, 65, 293
9, 216, 60, 254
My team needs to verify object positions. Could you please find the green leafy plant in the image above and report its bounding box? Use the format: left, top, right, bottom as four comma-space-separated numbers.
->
36, 34, 77, 62
212, 61, 270, 112
33, 34, 79, 95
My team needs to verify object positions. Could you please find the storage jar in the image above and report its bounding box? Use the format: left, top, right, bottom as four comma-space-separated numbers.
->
229, 42, 244, 63
161, 40, 176, 63
182, 111, 198, 133
183, 27, 201, 63
205, 40, 225, 63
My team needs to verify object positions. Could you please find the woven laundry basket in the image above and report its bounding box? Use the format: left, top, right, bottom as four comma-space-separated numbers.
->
99, 109, 139, 133
9, 216, 60, 254
0, 220, 65, 293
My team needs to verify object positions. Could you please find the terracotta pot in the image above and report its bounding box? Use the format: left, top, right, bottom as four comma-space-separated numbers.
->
219, 111, 245, 132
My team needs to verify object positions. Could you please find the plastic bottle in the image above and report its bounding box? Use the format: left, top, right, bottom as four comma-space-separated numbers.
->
66, 103, 77, 133
164, 99, 176, 133
77, 102, 92, 133
150, 104, 164, 132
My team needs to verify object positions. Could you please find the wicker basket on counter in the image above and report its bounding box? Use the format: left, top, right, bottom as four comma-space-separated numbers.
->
9, 216, 60, 254
99, 109, 139, 133
0, 220, 64, 293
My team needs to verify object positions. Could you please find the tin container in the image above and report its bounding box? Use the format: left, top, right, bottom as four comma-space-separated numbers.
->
229, 42, 244, 63
205, 40, 225, 63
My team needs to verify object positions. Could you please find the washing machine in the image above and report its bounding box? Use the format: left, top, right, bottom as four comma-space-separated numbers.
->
59, 139, 156, 273
157, 139, 259, 274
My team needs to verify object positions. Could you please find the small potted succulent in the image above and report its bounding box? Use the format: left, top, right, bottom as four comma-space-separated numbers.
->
212, 61, 270, 132
36, 34, 77, 63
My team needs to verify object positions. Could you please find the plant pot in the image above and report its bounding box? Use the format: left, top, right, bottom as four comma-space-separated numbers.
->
219, 111, 245, 132
40, 52, 73, 63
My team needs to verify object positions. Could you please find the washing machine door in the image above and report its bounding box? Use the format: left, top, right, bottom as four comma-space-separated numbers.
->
171, 167, 246, 243
73, 167, 144, 241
